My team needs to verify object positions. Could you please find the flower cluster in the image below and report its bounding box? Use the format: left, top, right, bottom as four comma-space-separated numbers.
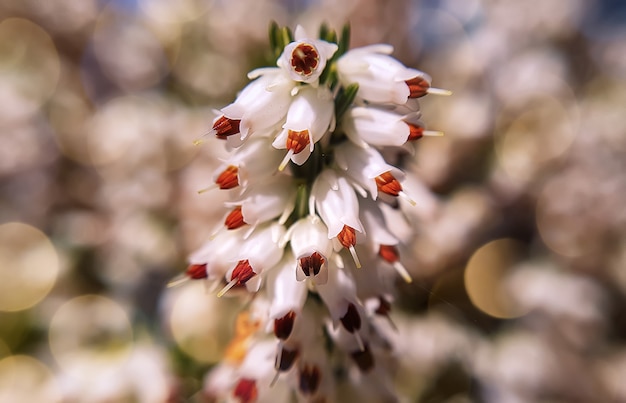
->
175, 23, 448, 402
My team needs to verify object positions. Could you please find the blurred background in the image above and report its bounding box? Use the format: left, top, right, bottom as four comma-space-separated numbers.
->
0, 0, 624, 401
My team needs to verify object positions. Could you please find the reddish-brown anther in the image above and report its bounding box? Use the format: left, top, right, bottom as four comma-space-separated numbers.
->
274, 310, 296, 340
286, 129, 310, 154
225, 206, 246, 230
233, 378, 258, 403
299, 252, 325, 277
231, 260, 256, 286
375, 171, 402, 197
213, 115, 241, 140
337, 225, 357, 249
407, 122, 425, 141
185, 263, 207, 280
378, 244, 399, 264
405, 76, 430, 98
213, 115, 241, 139
276, 346, 299, 372
215, 165, 239, 189
291, 44, 319, 76
350, 343, 375, 372
299, 365, 321, 395
340, 303, 361, 333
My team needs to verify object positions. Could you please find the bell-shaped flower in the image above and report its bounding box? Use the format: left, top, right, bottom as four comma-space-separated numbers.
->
343, 105, 436, 148
213, 68, 294, 147
337, 44, 446, 104
228, 174, 297, 235
284, 216, 334, 285
272, 86, 335, 171
233, 341, 292, 403
219, 223, 285, 296
277, 25, 338, 85
185, 230, 243, 289
266, 251, 308, 340
334, 141, 409, 203
315, 265, 366, 351
310, 169, 364, 267
211, 138, 284, 192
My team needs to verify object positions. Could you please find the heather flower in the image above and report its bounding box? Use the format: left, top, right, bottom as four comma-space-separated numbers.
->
337, 44, 451, 104
176, 22, 448, 402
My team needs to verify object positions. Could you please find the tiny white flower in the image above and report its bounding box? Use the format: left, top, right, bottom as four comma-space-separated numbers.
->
277, 25, 338, 85
334, 141, 404, 200
219, 223, 285, 296
337, 44, 447, 104
343, 105, 429, 148
187, 230, 242, 284
266, 250, 307, 323
286, 216, 334, 285
310, 169, 364, 267
272, 86, 335, 171
230, 174, 297, 233
211, 138, 284, 191
215, 68, 294, 147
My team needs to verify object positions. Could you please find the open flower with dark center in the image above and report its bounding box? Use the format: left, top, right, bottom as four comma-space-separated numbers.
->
278, 25, 338, 85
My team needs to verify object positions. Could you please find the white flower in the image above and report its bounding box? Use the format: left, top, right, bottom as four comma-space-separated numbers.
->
334, 141, 404, 200
272, 85, 335, 171
211, 138, 284, 191
310, 169, 364, 267
186, 230, 243, 286
266, 251, 307, 329
215, 68, 294, 147
342, 105, 419, 147
285, 216, 334, 285
219, 223, 285, 296
277, 25, 338, 85
229, 174, 297, 233
337, 44, 436, 104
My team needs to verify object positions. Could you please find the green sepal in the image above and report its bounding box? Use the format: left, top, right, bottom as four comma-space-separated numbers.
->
337, 23, 351, 58
334, 83, 359, 122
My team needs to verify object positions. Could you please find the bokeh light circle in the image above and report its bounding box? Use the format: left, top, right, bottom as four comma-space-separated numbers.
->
0, 355, 61, 402
464, 238, 527, 319
48, 295, 133, 378
168, 282, 238, 363
0, 18, 60, 123
0, 222, 59, 312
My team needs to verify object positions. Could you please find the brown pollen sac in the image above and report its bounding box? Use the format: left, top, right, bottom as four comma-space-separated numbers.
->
233, 378, 258, 403
299, 364, 321, 395
378, 244, 399, 264
213, 115, 241, 139
225, 206, 246, 229
274, 310, 296, 340
276, 346, 299, 372
350, 343, 375, 372
405, 76, 430, 98
375, 171, 402, 197
337, 225, 357, 249
185, 263, 207, 280
406, 122, 425, 141
231, 260, 256, 286
291, 43, 319, 76
299, 252, 325, 277
340, 303, 361, 333
286, 129, 311, 154
215, 165, 239, 189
